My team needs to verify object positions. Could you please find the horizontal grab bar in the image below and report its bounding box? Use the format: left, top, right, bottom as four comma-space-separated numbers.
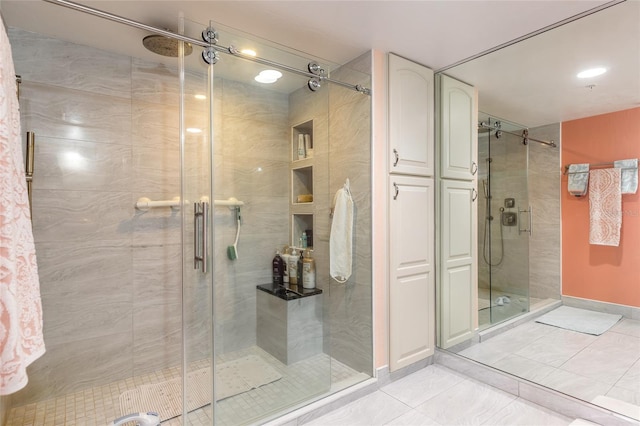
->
135, 196, 181, 211
135, 196, 244, 211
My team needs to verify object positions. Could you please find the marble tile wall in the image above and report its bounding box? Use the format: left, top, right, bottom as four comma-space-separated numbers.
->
215, 78, 290, 355
285, 52, 373, 376
528, 123, 561, 301
0, 394, 10, 426
10, 28, 134, 406
8, 28, 212, 405
327, 52, 373, 375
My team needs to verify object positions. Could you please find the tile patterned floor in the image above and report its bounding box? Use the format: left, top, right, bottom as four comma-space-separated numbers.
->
458, 313, 640, 419
306, 365, 574, 425
5, 346, 362, 426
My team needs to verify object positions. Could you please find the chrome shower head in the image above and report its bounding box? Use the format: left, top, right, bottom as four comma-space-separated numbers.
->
142, 34, 193, 57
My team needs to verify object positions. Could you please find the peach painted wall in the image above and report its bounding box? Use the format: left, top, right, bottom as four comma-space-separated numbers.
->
561, 107, 640, 307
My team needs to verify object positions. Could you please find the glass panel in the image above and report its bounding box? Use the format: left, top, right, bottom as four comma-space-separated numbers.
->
7, 19, 195, 425
477, 113, 530, 330
208, 29, 333, 426
181, 17, 215, 424
180, 18, 373, 425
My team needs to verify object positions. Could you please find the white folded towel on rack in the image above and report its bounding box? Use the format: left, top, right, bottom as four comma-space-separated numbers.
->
614, 158, 638, 194
568, 163, 590, 197
330, 179, 354, 283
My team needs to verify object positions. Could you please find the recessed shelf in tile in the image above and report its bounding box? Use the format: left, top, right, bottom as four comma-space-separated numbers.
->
292, 120, 313, 161
292, 166, 313, 205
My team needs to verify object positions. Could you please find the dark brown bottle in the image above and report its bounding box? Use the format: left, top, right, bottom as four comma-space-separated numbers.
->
296, 250, 304, 286
272, 250, 284, 286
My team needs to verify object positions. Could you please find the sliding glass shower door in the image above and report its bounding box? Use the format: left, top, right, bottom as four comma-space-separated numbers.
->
477, 113, 530, 329
180, 17, 215, 424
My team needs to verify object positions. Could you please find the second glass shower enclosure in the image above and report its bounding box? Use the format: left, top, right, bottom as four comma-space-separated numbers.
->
477, 113, 531, 329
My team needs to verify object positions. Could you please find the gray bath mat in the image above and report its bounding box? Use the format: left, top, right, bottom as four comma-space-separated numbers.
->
535, 306, 621, 335
120, 355, 281, 421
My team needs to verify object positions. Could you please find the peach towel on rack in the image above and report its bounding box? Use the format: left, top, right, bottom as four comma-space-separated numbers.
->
0, 18, 45, 395
589, 168, 622, 246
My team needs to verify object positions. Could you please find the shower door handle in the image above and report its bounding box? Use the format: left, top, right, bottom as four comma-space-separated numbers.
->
201, 201, 209, 274
194, 201, 209, 273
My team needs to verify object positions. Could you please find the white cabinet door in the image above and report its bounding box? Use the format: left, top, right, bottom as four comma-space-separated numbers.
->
440, 74, 478, 180
389, 176, 435, 371
439, 179, 477, 349
388, 53, 434, 177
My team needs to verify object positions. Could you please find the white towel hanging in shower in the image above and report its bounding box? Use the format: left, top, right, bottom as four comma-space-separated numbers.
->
330, 179, 354, 283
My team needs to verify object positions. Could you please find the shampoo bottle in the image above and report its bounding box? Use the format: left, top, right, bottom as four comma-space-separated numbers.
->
302, 249, 316, 289
301, 231, 308, 248
289, 248, 298, 285
272, 250, 284, 286
281, 246, 291, 288
297, 133, 306, 160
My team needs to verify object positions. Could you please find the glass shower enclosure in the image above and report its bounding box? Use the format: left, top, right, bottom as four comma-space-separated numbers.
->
477, 113, 531, 329
5, 5, 372, 425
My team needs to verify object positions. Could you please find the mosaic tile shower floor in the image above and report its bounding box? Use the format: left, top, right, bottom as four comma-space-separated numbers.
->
6, 346, 361, 426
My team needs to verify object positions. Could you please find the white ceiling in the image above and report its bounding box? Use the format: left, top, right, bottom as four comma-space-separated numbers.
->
2, 0, 638, 126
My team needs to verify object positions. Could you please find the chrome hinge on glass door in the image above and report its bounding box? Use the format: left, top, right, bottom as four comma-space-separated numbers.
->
194, 200, 209, 273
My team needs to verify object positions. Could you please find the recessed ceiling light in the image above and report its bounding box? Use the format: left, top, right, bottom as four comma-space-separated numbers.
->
255, 69, 283, 84
194, 94, 206, 100
186, 128, 202, 134
241, 49, 257, 57
577, 67, 607, 79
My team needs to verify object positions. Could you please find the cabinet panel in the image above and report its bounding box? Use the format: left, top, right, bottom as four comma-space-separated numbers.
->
440, 74, 478, 180
441, 264, 473, 344
439, 179, 477, 349
390, 272, 433, 368
389, 176, 434, 371
388, 53, 434, 177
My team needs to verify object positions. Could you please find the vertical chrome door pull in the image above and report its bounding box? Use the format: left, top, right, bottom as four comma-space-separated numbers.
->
201, 201, 209, 273
194, 201, 209, 273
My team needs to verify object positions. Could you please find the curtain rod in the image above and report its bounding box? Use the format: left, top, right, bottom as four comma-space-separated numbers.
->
478, 123, 556, 147
41, 0, 371, 95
